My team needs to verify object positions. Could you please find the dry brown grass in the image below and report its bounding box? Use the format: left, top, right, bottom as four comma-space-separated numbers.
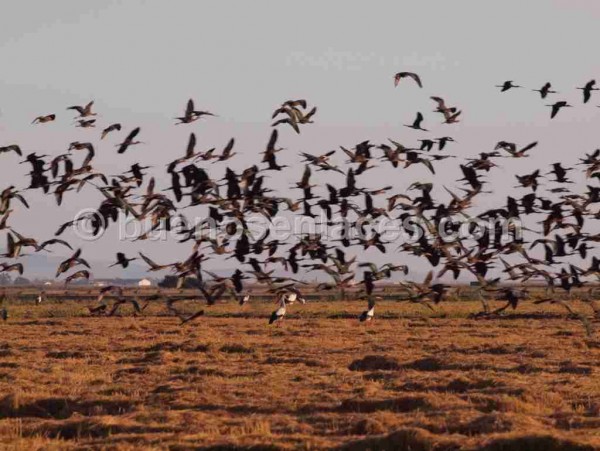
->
0, 299, 598, 450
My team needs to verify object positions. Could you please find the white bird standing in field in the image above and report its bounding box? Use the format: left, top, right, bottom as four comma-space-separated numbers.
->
359, 296, 376, 322
36, 290, 46, 305
239, 294, 250, 306
269, 294, 286, 325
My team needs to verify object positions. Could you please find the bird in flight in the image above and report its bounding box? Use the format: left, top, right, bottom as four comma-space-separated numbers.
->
393, 72, 422, 88
32, 114, 56, 124
547, 101, 572, 119
116, 127, 142, 154
0, 145, 22, 157
496, 80, 522, 92
109, 252, 137, 269
576, 79, 598, 104
67, 100, 96, 118
272, 100, 316, 134
101, 123, 121, 139
495, 141, 538, 158
75, 119, 96, 128
404, 112, 428, 131
532, 82, 556, 99
175, 99, 215, 124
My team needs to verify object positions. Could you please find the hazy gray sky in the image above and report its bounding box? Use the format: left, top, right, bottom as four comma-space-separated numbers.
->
1, 1, 599, 277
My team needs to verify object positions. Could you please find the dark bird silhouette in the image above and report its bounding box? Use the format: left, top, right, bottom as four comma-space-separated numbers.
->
110, 252, 137, 268
404, 112, 428, 131
176, 99, 215, 124
436, 136, 455, 150
576, 79, 598, 104
394, 72, 422, 88
0, 145, 22, 157
515, 170, 541, 191
262, 130, 288, 171
496, 80, 521, 92
101, 123, 122, 139
116, 127, 142, 154
532, 82, 556, 99
548, 163, 572, 184
459, 164, 483, 190
547, 101, 572, 119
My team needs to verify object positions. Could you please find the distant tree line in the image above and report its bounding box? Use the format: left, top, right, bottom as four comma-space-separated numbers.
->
0, 274, 31, 286
158, 275, 201, 289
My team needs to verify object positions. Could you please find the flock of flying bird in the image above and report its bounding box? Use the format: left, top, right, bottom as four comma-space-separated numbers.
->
0, 71, 598, 326
496, 79, 600, 118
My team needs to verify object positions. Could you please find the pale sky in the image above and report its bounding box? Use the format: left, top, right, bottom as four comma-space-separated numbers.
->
1, 1, 599, 277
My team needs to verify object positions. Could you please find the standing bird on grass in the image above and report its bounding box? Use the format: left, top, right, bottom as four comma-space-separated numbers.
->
239, 294, 250, 306
359, 296, 376, 322
269, 294, 286, 325
36, 291, 47, 305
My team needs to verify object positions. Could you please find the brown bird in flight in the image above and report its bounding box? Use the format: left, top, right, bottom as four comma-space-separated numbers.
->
67, 100, 96, 118
394, 72, 423, 88
101, 123, 122, 139
117, 127, 142, 154
32, 114, 56, 124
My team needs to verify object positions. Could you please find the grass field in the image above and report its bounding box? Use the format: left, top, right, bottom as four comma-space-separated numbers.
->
0, 298, 598, 450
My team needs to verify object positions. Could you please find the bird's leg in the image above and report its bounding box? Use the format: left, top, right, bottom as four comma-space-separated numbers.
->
557, 300, 576, 316
421, 301, 435, 313
586, 300, 600, 319
492, 301, 510, 315
435, 304, 447, 318
478, 291, 490, 315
